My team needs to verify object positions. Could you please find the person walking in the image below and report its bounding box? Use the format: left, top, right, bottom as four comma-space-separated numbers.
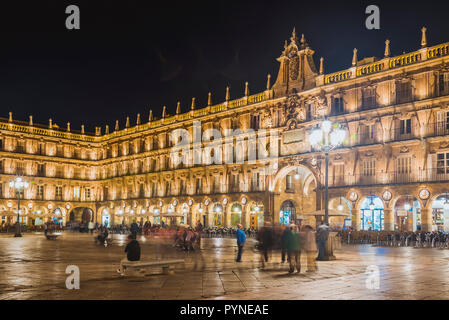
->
316, 222, 330, 261
258, 222, 274, 267
287, 224, 302, 273
280, 225, 291, 263
117, 234, 141, 275
303, 225, 318, 272
43, 222, 48, 236
236, 224, 246, 262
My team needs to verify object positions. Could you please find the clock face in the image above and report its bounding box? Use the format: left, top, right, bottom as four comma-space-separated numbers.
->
349, 192, 358, 201
419, 189, 430, 200
382, 191, 392, 201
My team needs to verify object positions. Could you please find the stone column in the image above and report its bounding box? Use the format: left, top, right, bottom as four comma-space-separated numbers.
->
420, 208, 432, 232
383, 209, 394, 231
351, 208, 361, 231
223, 206, 229, 227
241, 205, 248, 228
406, 210, 414, 231
443, 209, 449, 232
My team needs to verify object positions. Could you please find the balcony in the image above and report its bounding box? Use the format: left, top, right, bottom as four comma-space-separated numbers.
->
329, 168, 449, 188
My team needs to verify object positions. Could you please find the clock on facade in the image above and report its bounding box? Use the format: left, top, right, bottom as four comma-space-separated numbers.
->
419, 188, 430, 200
382, 190, 392, 201
349, 191, 358, 202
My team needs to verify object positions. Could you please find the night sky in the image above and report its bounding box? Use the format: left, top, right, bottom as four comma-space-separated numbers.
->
1, 0, 449, 132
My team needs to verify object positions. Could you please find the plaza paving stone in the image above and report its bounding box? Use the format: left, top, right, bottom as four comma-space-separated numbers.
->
1, 232, 449, 300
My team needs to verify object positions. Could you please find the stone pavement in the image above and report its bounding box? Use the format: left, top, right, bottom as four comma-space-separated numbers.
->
0, 232, 448, 300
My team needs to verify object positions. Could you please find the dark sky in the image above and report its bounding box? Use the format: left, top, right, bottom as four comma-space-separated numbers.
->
0, 0, 448, 132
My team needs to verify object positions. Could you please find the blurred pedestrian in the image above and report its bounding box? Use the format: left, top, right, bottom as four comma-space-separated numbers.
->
287, 224, 302, 273
88, 220, 95, 234
130, 220, 139, 238
316, 222, 330, 261
258, 222, 274, 267
280, 225, 291, 263
304, 225, 318, 272
236, 224, 246, 262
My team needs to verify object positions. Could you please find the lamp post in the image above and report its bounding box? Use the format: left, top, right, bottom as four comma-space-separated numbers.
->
308, 119, 346, 224
9, 177, 29, 237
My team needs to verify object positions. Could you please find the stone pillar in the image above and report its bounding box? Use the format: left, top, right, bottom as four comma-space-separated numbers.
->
444, 209, 449, 232
406, 210, 414, 231
241, 205, 248, 228
383, 209, 394, 231
224, 206, 229, 227
351, 208, 361, 231
421, 208, 432, 232
188, 208, 193, 226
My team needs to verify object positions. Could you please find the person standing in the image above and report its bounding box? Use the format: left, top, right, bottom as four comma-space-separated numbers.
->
236, 224, 246, 262
316, 222, 330, 261
88, 220, 95, 234
287, 224, 302, 273
43, 222, 48, 236
130, 220, 139, 239
303, 225, 318, 272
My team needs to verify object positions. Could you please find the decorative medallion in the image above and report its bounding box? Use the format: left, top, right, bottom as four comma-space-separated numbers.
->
419, 188, 430, 200
222, 198, 228, 206
400, 146, 409, 153
241, 197, 247, 205
204, 199, 210, 206
188, 199, 193, 206
173, 199, 178, 207
158, 200, 163, 207
382, 190, 392, 202
349, 191, 358, 202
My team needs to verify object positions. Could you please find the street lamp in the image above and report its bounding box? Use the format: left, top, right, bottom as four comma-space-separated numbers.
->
9, 177, 29, 237
308, 119, 346, 224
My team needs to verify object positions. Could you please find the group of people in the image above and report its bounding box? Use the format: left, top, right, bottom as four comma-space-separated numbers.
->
235, 222, 331, 274
173, 227, 201, 251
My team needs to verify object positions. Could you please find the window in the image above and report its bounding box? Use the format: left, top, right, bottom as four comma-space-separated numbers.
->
0, 183, 2, 198
439, 73, 449, 96
285, 175, 293, 191
332, 97, 344, 115
152, 182, 157, 196
400, 119, 412, 135
0, 160, 2, 173
73, 187, 80, 200
396, 81, 412, 104
180, 180, 186, 195
437, 152, 449, 174
55, 186, 63, 199
396, 157, 412, 175
196, 178, 202, 194
436, 111, 449, 135
232, 174, 239, 191
0, 139, 3, 150
250, 115, 260, 130
362, 88, 376, 109
37, 164, 45, 176
362, 160, 376, 176
85, 188, 91, 199
213, 176, 220, 193
166, 181, 171, 196
252, 172, 260, 191
37, 185, 44, 199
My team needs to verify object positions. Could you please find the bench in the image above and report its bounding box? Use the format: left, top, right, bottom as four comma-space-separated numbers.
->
46, 233, 61, 240
122, 259, 185, 275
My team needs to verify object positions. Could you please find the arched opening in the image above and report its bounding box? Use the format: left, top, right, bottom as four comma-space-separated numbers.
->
69, 207, 93, 231
432, 194, 449, 231
393, 196, 421, 231
360, 195, 384, 231
212, 203, 223, 227
272, 165, 317, 227
280, 200, 296, 226
230, 203, 242, 227
249, 204, 264, 229
101, 208, 111, 227
329, 197, 352, 230
50, 207, 64, 227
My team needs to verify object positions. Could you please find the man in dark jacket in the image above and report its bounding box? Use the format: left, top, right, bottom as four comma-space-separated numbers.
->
287, 224, 302, 273
117, 235, 141, 275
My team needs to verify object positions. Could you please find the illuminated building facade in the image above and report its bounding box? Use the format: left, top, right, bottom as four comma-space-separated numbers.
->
1, 28, 449, 231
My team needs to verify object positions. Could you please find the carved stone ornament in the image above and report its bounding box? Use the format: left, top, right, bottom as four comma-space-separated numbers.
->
365, 151, 374, 157
285, 95, 306, 124
440, 142, 449, 149
400, 146, 409, 153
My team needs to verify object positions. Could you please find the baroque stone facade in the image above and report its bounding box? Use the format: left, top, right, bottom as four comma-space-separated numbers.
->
1, 28, 449, 231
